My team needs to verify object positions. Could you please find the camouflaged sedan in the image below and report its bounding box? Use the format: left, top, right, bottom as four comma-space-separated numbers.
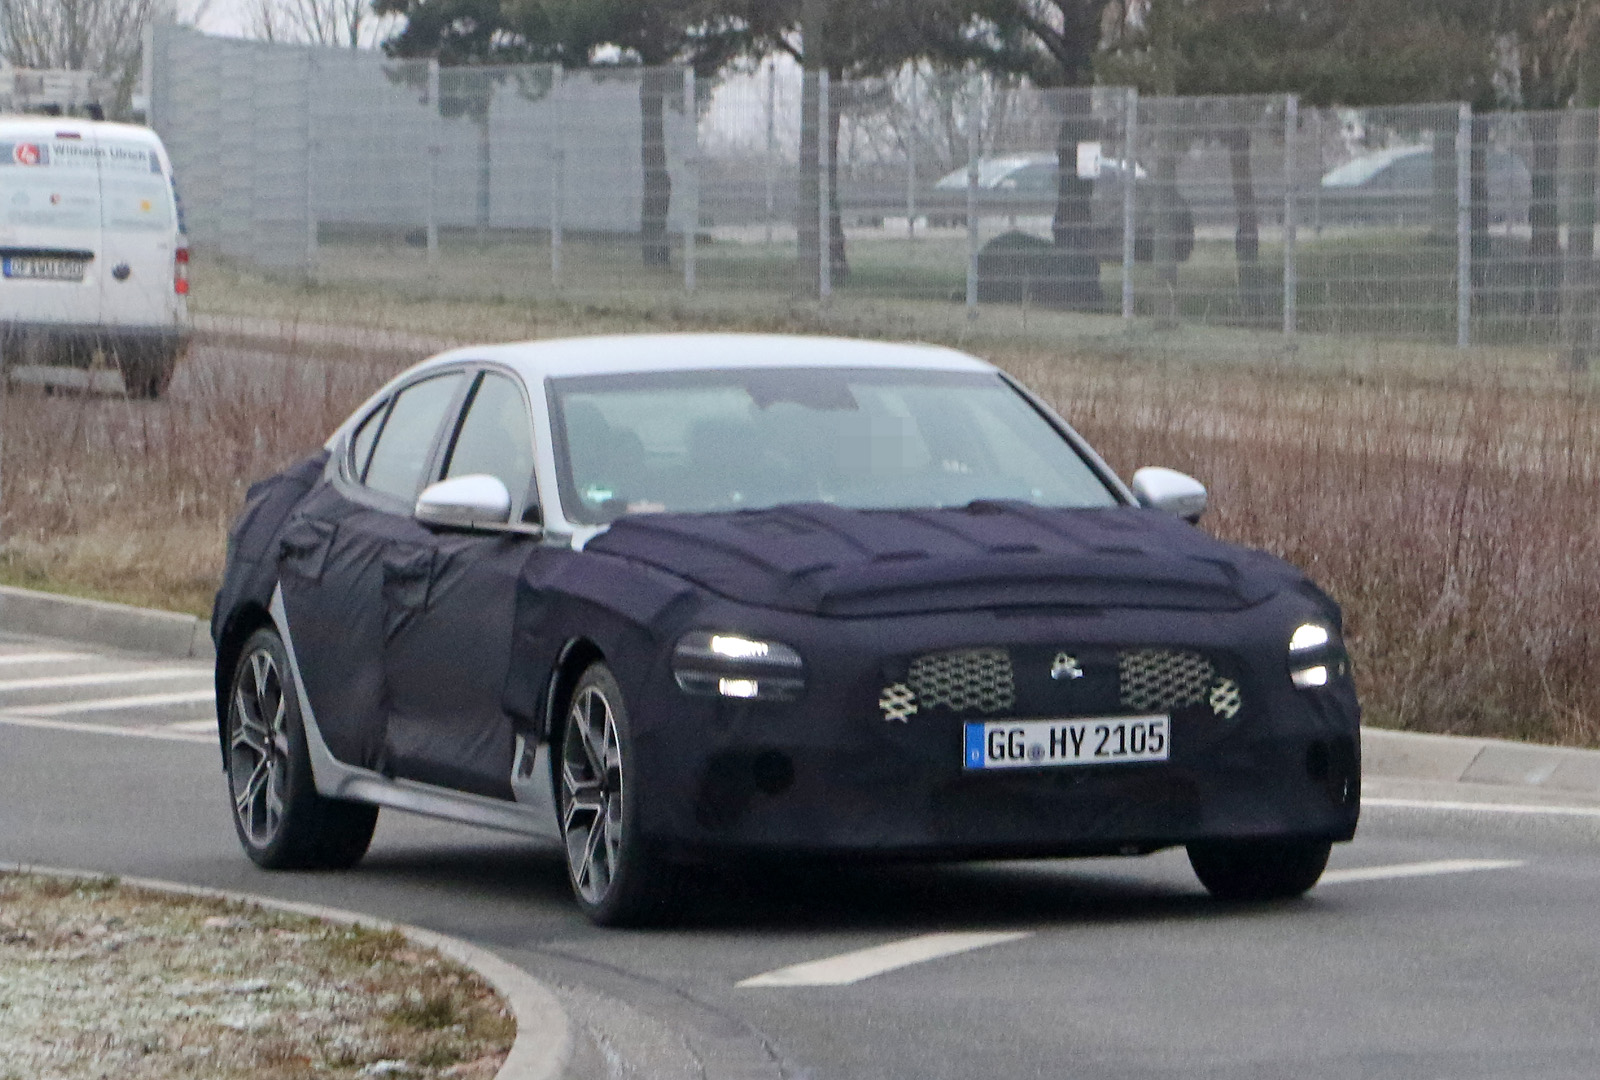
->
212, 334, 1360, 925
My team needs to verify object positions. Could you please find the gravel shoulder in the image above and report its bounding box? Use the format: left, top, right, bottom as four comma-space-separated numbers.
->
0, 871, 514, 1080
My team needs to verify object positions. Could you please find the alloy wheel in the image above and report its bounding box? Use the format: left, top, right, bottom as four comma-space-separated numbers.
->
561, 684, 625, 904
229, 647, 290, 848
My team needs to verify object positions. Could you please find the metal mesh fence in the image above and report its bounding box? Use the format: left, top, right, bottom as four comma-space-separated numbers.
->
148, 23, 1600, 363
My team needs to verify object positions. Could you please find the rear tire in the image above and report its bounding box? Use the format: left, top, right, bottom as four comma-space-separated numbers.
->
557, 662, 679, 926
1187, 838, 1331, 902
115, 341, 180, 399
225, 627, 378, 870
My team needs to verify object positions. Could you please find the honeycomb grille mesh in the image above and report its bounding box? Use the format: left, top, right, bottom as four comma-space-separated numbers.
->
907, 648, 1015, 714
877, 646, 1242, 722
1118, 649, 1216, 713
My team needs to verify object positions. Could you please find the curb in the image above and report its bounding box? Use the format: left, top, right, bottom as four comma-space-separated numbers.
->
1362, 726, 1600, 798
0, 585, 213, 661
0, 862, 573, 1080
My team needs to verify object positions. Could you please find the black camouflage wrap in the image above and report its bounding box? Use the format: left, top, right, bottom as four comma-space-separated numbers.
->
216, 466, 1361, 859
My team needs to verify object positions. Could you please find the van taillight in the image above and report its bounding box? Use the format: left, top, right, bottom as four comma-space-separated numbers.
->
174, 246, 190, 295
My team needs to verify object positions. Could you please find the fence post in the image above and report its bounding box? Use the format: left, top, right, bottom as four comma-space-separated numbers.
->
550, 70, 564, 290
819, 69, 831, 302
1282, 94, 1298, 340
683, 68, 698, 295
965, 77, 980, 318
907, 67, 918, 241
1311, 108, 1323, 236
764, 60, 777, 247
1456, 103, 1472, 349
426, 59, 440, 271
1122, 88, 1138, 325
304, 51, 317, 280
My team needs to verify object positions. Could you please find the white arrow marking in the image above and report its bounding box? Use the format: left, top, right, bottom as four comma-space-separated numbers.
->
1320, 858, 1523, 886
738, 931, 1031, 988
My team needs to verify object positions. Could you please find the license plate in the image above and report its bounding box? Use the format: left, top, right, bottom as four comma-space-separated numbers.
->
3, 256, 86, 281
964, 715, 1169, 770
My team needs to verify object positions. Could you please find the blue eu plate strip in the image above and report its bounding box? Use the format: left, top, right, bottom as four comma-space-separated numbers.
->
964, 723, 987, 769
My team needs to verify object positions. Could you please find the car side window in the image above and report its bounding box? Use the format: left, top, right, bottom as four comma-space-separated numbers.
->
362, 373, 466, 502
348, 401, 386, 481
442, 372, 538, 518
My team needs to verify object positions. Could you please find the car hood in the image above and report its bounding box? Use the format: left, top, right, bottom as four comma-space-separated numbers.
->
584, 501, 1309, 618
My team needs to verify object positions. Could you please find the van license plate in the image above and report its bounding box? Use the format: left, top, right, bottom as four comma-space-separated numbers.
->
3, 257, 86, 282
964, 715, 1169, 770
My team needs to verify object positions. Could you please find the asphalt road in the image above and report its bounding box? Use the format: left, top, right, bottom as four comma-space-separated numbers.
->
3, 634, 1599, 1079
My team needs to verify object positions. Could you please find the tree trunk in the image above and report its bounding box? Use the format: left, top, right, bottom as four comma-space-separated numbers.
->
795, 0, 827, 297
639, 69, 674, 268
1052, 96, 1105, 309
1528, 111, 1562, 317
827, 67, 848, 283
1224, 125, 1270, 324
797, 69, 822, 296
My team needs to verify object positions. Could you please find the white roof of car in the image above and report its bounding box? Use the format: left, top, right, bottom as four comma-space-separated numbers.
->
0, 116, 163, 143
423, 333, 996, 380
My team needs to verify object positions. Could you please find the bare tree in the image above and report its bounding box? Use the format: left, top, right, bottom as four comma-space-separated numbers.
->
247, 0, 389, 49
0, 0, 154, 114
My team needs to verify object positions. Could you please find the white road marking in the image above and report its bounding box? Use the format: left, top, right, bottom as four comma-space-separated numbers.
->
0, 652, 94, 665
2, 689, 216, 717
1366, 796, 1600, 820
166, 718, 219, 733
1320, 858, 1523, 886
0, 714, 213, 743
0, 668, 210, 693
737, 931, 1032, 988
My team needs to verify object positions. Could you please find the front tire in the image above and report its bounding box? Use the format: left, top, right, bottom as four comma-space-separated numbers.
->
226, 627, 378, 870
558, 662, 677, 926
1187, 838, 1332, 901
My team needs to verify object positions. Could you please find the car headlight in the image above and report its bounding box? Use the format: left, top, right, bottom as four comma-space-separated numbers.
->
673, 631, 806, 702
1288, 622, 1347, 689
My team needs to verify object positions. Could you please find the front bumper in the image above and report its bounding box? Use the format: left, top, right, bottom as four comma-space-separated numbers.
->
628, 599, 1361, 860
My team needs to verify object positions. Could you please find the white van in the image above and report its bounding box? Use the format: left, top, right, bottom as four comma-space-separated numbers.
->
0, 116, 189, 397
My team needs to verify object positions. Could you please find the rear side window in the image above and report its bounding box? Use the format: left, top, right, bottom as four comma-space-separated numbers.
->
443, 373, 537, 511
362, 373, 465, 502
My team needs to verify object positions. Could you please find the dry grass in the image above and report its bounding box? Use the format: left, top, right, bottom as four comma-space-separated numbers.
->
1, 257, 1594, 745
0, 872, 515, 1080
1021, 352, 1600, 746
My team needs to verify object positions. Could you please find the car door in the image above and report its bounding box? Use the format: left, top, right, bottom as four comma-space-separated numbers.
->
278, 369, 469, 775
379, 368, 546, 800
0, 123, 102, 339
96, 134, 179, 334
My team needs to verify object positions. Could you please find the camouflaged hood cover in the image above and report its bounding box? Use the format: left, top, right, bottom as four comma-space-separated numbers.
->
585, 501, 1308, 618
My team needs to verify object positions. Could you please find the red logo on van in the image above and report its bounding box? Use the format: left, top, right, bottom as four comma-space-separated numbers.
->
13, 143, 42, 166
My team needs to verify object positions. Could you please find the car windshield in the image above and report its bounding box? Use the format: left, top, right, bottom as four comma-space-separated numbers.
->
550, 367, 1119, 523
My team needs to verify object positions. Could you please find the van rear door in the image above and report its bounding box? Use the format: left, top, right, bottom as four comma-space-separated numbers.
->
0, 125, 103, 333
97, 135, 179, 332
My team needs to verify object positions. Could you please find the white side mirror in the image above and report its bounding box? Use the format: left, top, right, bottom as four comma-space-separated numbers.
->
1131, 466, 1208, 523
415, 474, 512, 530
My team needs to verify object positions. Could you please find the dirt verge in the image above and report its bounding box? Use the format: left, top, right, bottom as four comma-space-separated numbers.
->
0, 872, 514, 1080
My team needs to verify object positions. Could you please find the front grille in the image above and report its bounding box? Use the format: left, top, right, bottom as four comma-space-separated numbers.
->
877, 645, 1242, 722
1118, 649, 1212, 712
907, 648, 1015, 714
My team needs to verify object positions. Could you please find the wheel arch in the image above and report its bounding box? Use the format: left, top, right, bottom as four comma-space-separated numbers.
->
543, 636, 606, 756
214, 600, 275, 762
